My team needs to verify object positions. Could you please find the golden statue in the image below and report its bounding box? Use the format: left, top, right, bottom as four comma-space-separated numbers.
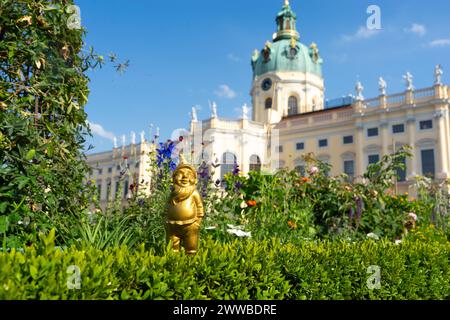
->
166, 154, 204, 255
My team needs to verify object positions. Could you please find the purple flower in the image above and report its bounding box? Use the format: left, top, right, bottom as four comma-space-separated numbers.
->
355, 197, 363, 221
349, 207, 354, 221
234, 181, 243, 191
137, 199, 145, 207
232, 163, 240, 176
156, 140, 177, 170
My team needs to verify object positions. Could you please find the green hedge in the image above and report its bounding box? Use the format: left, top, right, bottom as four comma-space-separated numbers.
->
0, 233, 448, 300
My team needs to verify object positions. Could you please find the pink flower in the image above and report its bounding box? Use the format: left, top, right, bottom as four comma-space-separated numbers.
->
309, 166, 319, 175
408, 212, 417, 221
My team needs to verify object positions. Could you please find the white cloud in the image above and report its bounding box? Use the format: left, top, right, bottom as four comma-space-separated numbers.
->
214, 84, 237, 99
429, 39, 450, 47
227, 53, 241, 62
342, 26, 381, 42
405, 23, 427, 36
88, 121, 115, 141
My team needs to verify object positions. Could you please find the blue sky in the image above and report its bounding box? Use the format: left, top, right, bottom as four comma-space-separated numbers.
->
76, 0, 450, 153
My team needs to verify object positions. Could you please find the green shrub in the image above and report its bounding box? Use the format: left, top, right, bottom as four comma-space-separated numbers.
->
0, 231, 448, 300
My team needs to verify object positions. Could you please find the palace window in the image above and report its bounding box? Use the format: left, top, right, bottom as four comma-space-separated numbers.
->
265, 98, 273, 109
318, 139, 328, 148
124, 180, 129, 199
367, 127, 379, 137
368, 154, 380, 165
343, 135, 354, 144
420, 120, 433, 130
98, 168, 103, 175
396, 157, 407, 182
276, 145, 284, 153
344, 160, 355, 178
392, 124, 405, 134
288, 96, 298, 116
296, 142, 305, 150
249, 155, 262, 172
221, 152, 237, 180
108, 167, 112, 173
421, 149, 435, 178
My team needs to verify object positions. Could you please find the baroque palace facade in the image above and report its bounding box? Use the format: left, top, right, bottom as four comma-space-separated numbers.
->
87, 1, 449, 207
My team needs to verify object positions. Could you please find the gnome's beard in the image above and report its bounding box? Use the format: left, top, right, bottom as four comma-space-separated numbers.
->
171, 184, 195, 205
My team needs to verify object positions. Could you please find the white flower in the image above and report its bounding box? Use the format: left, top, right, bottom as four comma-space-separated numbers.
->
309, 166, 319, 175
395, 240, 402, 245
44, 187, 51, 193
240, 201, 248, 209
367, 233, 380, 240
408, 212, 417, 221
205, 226, 217, 230
227, 228, 252, 238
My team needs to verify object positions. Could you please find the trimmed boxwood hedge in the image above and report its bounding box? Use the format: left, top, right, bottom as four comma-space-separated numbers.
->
0, 232, 448, 300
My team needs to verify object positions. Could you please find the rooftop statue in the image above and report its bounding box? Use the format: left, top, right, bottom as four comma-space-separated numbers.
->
403, 72, 414, 91
355, 81, 364, 101
378, 77, 387, 96
435, 64, 443, 85
191, 106, 198, 122
211, 101, 218, 118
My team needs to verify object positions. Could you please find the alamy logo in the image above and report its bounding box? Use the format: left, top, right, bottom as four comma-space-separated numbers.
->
66, 265, 81, 290
66, 5, 81, 30
366, 265, 381, 290
367, 5, 382, 30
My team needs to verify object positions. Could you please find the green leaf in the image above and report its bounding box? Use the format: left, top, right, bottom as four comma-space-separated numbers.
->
0, 202, 8, 214
0, 215, 9, 233
17, 177, 30, 190
29, 265, 38, 279
25, 149, 36, 161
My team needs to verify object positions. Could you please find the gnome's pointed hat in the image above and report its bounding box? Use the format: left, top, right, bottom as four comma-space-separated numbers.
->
173, 154, 197, 179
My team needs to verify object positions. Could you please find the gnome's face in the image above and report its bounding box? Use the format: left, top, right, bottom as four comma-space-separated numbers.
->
174, 168, 196, 188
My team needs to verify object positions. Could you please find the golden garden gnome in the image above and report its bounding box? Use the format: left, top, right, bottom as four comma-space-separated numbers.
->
166, 154, 204, 254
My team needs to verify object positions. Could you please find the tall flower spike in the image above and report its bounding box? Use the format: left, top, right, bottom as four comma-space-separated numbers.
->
179, 153, 188, 165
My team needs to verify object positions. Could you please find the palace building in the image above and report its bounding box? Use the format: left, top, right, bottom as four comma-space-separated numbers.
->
87, 0, 449, 207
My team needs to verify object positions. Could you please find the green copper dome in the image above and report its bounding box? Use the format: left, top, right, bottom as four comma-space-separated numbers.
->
251, 1, 323, 78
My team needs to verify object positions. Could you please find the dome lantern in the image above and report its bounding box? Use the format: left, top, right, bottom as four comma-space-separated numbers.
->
274, 0, 300, 42
251, 1, 323, 78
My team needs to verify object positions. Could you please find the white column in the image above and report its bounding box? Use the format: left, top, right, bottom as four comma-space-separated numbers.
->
406, 116, 417, 178
445, 108, 450, 176
355, 124, 365, 176
436, 109, 449, 179
380, 120, 389, 156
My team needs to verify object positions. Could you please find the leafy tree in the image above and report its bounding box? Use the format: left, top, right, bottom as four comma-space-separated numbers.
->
0, 0, 105, 247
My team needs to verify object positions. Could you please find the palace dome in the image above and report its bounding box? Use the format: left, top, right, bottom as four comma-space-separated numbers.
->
251, 1, 323, 78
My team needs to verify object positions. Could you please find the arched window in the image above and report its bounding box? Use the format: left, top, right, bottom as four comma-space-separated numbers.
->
221, 152, 237, 180
249, 155, 262, 172
265, 98, 273, 109
288, 96, 298, 115
285, 19, 291, 30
